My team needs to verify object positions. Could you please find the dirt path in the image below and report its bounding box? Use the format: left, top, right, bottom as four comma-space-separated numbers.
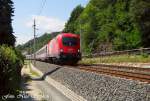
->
21, 64, 47, 101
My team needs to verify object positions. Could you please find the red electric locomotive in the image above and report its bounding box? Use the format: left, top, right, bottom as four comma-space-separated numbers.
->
35, 33, 81, 64
48, 33, 81, 64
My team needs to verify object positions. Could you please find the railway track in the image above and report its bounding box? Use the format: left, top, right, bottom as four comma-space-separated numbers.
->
66, 64, 150, 83
33, 60, 150, 83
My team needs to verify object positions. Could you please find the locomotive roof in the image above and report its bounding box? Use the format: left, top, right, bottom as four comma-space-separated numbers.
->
58, 33, 80, 37
47, 33, 79, 44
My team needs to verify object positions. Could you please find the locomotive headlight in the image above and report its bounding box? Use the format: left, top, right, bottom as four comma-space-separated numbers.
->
78, 49, 80, 52
60, 49, 63, 52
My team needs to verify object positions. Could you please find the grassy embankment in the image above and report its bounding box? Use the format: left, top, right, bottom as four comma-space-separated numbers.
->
79, 54, 150, 64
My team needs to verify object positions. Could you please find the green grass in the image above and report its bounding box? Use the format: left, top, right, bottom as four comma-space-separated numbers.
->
24, 60, 40, 77
28, 63, 40, 77
79, 54, 150, 64
30, 70, 40, 77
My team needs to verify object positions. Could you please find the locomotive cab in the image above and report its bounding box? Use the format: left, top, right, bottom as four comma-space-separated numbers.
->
47, 33, 81, 64
29, 33, 81, 65
59, 35, 81, 62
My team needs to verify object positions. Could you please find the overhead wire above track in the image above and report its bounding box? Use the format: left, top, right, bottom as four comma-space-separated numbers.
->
38, 0, 47, 15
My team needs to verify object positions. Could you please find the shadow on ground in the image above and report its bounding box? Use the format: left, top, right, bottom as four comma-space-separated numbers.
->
21, 75, 36, 101
31, 66, 62, 81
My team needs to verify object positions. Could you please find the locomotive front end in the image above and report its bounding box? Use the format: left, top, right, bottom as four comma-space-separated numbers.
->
59, 33, 81, 63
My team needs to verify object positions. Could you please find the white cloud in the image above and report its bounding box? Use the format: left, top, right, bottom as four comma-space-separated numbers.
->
15, 34, 31, 45
26, 15, 65, 33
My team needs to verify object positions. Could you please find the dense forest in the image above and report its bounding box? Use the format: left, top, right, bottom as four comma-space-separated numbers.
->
64, 0, 150, 54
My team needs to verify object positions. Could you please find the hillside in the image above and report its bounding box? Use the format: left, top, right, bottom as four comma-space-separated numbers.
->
17, 32, 60, 54
64, 0, 150, 54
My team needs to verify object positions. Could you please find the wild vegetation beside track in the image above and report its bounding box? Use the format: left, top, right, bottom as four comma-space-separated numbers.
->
0, 45, 24, 99
79, 54, 150, 64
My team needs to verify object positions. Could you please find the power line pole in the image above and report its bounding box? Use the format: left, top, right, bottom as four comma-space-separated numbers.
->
33, 19, 36, 65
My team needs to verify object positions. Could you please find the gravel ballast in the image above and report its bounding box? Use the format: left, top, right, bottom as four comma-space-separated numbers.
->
34, 61, 150, 101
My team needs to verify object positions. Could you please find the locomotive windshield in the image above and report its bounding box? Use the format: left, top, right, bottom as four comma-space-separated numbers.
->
62, 37, 78, 46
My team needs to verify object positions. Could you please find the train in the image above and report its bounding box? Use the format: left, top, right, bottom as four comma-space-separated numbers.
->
27, 33, 81, 64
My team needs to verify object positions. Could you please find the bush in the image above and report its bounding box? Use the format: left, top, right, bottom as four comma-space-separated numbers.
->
141, 53, 149, 58
0, 45, 24, 99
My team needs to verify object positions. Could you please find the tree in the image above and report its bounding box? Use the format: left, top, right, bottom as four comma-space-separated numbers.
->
0, 0, 15, 46
130, 0, 150, 47
62, 0, 150, 54
63, 5, 84, 33
74, 0, 149, 53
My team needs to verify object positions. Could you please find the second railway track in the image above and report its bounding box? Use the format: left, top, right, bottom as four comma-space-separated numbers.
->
66, 64, 150, 83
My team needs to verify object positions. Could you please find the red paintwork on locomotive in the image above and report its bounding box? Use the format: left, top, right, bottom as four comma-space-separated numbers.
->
47, 33, 80, 58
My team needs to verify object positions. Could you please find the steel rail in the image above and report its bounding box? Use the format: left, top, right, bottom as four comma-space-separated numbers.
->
78, 64, 150, 73
67, 65, 150, 83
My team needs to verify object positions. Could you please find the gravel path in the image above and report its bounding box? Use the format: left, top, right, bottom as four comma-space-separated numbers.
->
22, 62, 71, 101
34, 61, 150, 101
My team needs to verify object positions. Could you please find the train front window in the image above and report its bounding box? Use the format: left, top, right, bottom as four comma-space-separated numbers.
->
62, 37, 78, 46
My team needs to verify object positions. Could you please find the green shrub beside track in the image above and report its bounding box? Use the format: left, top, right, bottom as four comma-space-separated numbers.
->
0, 45, 24, 99
80, 54, 150, 64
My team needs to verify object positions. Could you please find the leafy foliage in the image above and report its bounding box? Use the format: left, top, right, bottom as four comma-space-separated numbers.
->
63, 0, 150, 54
130, 0, 150, 47
0, 45, 24, 97
0, 0, 16, 46
63, 5, 84, 33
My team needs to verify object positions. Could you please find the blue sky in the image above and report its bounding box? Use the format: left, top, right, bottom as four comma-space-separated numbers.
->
12, 0, 89, 45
